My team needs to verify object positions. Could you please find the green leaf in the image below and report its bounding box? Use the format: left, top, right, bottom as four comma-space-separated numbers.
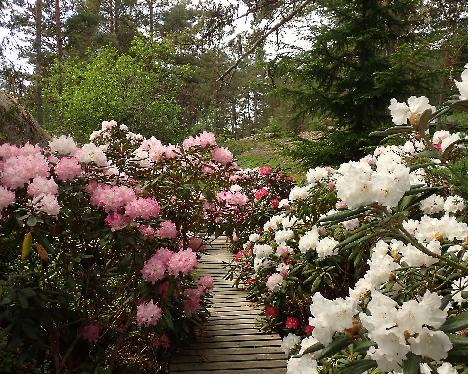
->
335, 359, 377, 374
319, 207, 368, 223
440, 311, 468, 333
447, 347, 468, 364
300, 342, 324, 355
448, 333, 468, 348
403, 352, 421, 374
317, 335, 353, 359
353, 340, 375, 353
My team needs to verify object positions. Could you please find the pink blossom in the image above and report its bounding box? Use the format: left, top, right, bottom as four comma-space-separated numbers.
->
198, 131, 216, 147
255, 188, 269, 200
0, 186, 15, 211
265, 306, 280, 318
258, 166, 273, 175
183, 287, 203, 315
139, 224, 156, 238
155, 220, 178, 239
90, 184, 136, 212
125, 198, 160, 220
182, 136, 197, 150
153, 334, 170, 349
1, 154, 49, 189
271, 199, 280, 208
198, 275, 214, 290
139, 137, 166, 162
80, 323, 100, 343
167, 249, 197, 276
155, 247, 174, 267
211, 147, 233, 164
304, 325, 315, 334
104, 212, 131, 231
285, 316, 300, 330
0, 143, 20, 159
188, 236, 204, 251
136, 300, 162, 326
27, 177, 58, 197
141, 253, 167, 284
54, 157, 82, 181
32, 194, 60, 216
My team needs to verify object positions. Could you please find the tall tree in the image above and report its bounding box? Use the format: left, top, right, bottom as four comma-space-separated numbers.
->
34, 0, 44, 127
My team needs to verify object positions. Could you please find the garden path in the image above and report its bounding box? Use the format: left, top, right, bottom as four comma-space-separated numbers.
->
170, 237, 287, 374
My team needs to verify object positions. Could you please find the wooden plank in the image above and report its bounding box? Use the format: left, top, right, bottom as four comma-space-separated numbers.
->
172, 369, 287, 374
173, 352, 286, 364
171, 359, 287, 371
180, 346, 286, 356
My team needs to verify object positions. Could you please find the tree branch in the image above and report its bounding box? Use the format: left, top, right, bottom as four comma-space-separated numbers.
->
216, 0, 315, 82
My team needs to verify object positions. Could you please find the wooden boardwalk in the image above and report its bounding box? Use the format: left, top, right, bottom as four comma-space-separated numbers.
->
170, 237, 287, 374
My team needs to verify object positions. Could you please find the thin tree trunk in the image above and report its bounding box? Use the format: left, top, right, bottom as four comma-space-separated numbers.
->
55, 0, 63, 61
34, 0, 44, 127
147, 0, 154, 35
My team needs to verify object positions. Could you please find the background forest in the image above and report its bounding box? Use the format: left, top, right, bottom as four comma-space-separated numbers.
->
0, 0, 467, 172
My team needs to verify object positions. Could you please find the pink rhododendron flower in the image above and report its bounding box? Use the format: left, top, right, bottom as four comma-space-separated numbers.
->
183, 287, 203, 315
80, 323, 100, 343
139, 224, 156, 238
188, 236, 204, 251
336, 200, 348, 209
265, 305, 280, 318
304, 325, 315, 334
32, 194, 60, 216
154, 247, 174, 267
255, 188, 269, 200
0, 186, 15, 211
27, 176, 58, 197
1, 154, 49, 189
198, 131, 216, 147
271, 199, 280, 208
0, 143, 20, 159
285, 316, 300, 330
159, 281, 169, 296
153, 334, 170, 349
211, 147, 233, 164
104, 212, 131, 231
258, 166, 273, 175
141, 252, 167, 284
167, 249, 197, 276
54, 157, 82, 181
155, 220, 177, 239
136, 300, 162, 326
198, 275, 214, 290
125, 197, 160, 220
90, 184, 136, 212
235, 251, 243, 262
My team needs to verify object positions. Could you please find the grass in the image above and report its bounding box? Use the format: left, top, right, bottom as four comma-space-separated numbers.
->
223, 132, 307, 183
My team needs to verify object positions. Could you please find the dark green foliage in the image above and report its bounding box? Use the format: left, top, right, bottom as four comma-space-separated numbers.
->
285, 130, 374, 168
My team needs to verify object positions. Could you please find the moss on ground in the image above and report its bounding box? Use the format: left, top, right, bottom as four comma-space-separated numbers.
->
223, 133, 306, 183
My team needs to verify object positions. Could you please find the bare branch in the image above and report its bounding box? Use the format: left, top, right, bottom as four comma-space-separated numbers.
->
216, 0, 315, 82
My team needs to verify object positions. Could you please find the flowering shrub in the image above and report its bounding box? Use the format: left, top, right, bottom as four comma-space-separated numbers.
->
229, 66, 468, 373
0, 122, 240, 372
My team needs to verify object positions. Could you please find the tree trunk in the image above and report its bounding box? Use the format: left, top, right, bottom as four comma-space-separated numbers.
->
34, 0, 44, 127
55, 0, 63, 61
0, 91, 49, 145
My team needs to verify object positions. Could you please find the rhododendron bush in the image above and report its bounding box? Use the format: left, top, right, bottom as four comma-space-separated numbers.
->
228, 67, 468, 373
0, 122, 238, 372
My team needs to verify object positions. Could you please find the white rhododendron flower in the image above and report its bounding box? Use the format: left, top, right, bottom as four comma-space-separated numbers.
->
444, 195, 465, 213
266, 273, 283, 292
454, 63, 468, 100
253, 244, 273, 258
49, 135, 78, 155
289, 185, 311, 201
420, 194, 445, 214
309, 293, 357, 345
388, 96, 435, 126
281, 333, 300, 355
298, 227, 320, 253
287, 354, 319, 374
248, 233, 261, 242
306, 167, 331, 184
315, 237, 338, 258
78, 143, 108, 167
